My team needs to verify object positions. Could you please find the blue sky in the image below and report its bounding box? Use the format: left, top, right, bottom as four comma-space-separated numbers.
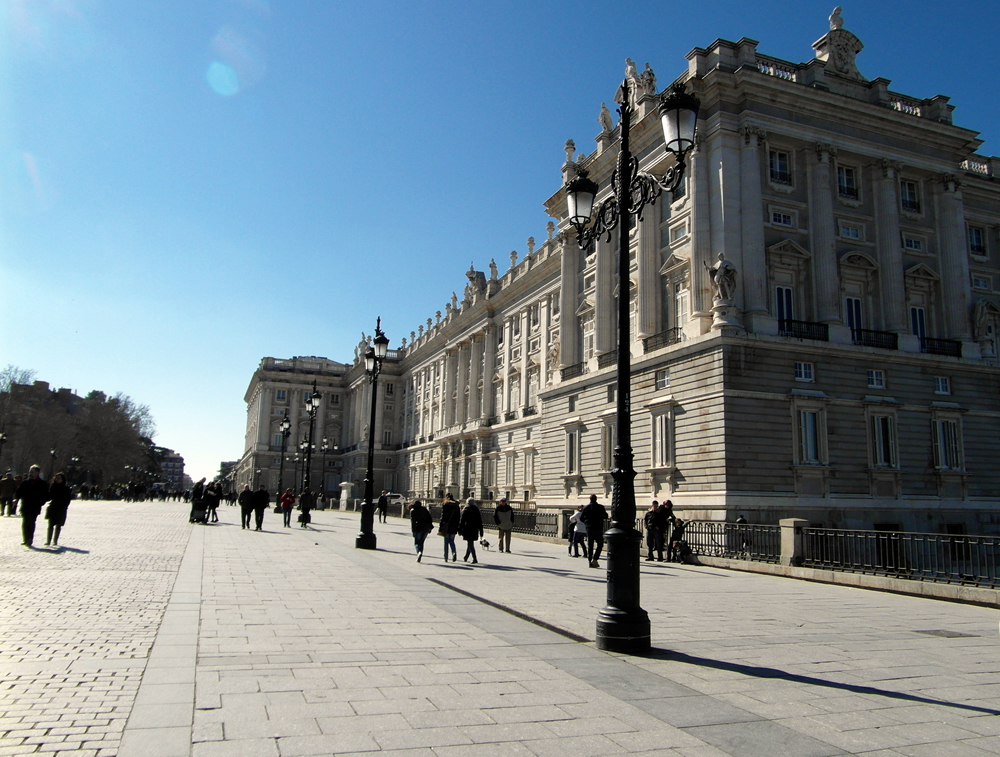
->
2, 0, 998, 482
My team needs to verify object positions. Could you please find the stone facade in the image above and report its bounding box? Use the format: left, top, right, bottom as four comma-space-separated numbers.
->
237, 14, 1000, 533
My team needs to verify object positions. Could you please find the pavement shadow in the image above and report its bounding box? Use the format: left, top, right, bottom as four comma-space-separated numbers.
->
650, 648, 1000, 716
32, 545, 90, 555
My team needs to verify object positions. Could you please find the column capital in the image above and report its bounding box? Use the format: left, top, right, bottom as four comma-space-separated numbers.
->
878, 158, 904, 179
940, 173, 963, 193
814, 142, 838, 161
738, 124, 767, 147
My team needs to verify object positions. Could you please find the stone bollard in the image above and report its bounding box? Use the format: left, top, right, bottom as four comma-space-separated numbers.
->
780, 518, 809, 566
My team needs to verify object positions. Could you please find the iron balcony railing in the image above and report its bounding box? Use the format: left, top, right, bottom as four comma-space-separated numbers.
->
643, 327, 684, 353
597, 350, 617, 369
802, 528, 1000, 589
852, 328, 899, 350
681, 521, 782, 563
921, 337, 963, 357
779, 319, 830, 341
561, 362, 586, 380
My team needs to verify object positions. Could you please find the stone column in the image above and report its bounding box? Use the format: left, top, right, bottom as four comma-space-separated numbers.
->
595, 236, 615, 355
874, 160, 908, 333
469, 334, 483, 420
637, 208, 660, 339
739, 126, 768, 329
443, 350, 457, 428
810, 144, 841, 324
708, 130, 744, 313
937, 175, 972, 340
539, 296, 550, 382
519, 311, 529, 408
483, 324, 497, 419
455, 342, 470, 424
559, 241, 580, 367
690, 138, 714, 332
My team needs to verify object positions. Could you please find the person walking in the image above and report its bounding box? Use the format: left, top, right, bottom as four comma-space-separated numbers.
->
189, 477, 207, 523
279, 488, 295, 528
569, 503, 589, 559
644, 501, 668, 562
251, 484, 270, 531
493, 497, 514, 553
0, 471, 16, 516
204, 481, 221, 523
580, 494, 608, 568
15, 465, 49, 548
298, 488, 313, 528
237, 485, 253, 529
410, 499, 433, 562
439, 493, 460, 562
44, 472, 72, 547
377, 490, 389, 523
459, 498, 483, 564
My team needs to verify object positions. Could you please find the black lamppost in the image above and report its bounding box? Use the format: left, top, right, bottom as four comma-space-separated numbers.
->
564, 78, 699, 654
50, 448, 58, 478
255, 468, 262, 488
301, 381, 322, 492
320, 437, 330, 504
356, 317, 389, 550
277, 412, 291, 494
69, 456, 80, 486
0, 433, 6, 468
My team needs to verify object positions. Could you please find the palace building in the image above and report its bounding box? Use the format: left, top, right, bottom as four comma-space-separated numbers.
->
235, 13, 1000, 534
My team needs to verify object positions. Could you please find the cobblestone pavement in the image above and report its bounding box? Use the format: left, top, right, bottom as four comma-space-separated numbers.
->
0, 500, 190, 756
2, 501, 999, 756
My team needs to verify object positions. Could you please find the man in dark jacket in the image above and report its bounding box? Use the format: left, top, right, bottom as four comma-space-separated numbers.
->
250, 485, 270, 531
580, 494, 608, 568
15, 465, 49, 547
237, 485, 253, 529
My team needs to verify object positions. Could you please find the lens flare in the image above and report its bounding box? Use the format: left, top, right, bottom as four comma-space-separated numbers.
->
206, 61, 240, 96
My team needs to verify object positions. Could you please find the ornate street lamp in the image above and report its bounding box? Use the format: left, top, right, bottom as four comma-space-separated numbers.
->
0, 433, 7, 468
356, 317, 390, 549
50, 448, 58, 478
320, 437, 330, 504
564, 78, 699, 654
277, 412, 291, 495
301, 381, 322, 492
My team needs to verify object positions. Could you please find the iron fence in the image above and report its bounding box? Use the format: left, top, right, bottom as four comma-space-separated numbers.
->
682, 521, 782, 563
802, 528, 1000, 588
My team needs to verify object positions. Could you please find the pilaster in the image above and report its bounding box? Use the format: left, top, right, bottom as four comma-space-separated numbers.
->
874, 160, 908, 333
811, 143, 841, 323
690, 138, 714, 332
739, 125, 768, 329
595, 236, 616, 355
559, 242, 580, 367
637, 209, 660, 339
937, 175, 972, 340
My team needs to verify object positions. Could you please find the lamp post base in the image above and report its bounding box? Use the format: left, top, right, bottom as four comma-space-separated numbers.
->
355, 502, 377, 550
596, 607, 651, 654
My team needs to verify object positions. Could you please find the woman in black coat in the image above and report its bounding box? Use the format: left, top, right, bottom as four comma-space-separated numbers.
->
440, 494, 460, 562
459, 498, 483, 564
45, 472, 72, 547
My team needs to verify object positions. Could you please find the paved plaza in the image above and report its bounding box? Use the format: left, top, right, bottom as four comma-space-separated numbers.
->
1, 500, 999, 757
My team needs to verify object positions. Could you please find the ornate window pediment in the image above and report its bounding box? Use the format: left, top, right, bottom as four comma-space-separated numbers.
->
767, 239, 811, 259
575, 297, 595, 317
659, 252, 689, 276
905, 263, 940, 281
839, 250, 878, 271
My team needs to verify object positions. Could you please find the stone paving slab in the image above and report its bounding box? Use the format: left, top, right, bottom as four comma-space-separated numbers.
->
3, 501, 1000, 756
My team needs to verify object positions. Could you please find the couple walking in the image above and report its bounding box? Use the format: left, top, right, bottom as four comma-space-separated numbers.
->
15, 465, 72, 548
410, 494, 483, 564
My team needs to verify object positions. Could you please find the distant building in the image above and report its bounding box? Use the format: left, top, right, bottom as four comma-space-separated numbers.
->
236, 13, 1000, 534
160, 450, 186, 491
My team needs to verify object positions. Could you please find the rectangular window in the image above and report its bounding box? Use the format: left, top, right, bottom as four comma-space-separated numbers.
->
799, 410, 820, 463
795, 362, 814, 382
505, 455, 516, 487
565, 430, 580, 474
870, 414, 897, 468
524, 452, 534, 485
932, 419, 962, 470
653, 413, 671, 468
903, 235, 924, 252
601, 424, 615, 471
584, 274, 596, 291
512, 318, 521, 337
272, 433, 283, 448
606, 385, 616, 403
655, 369, 670, 391
910, 306, 927, 340
972, 274, 992, 290
674, 282, 689, 328
769, 150, 791, 184
771, 210, 794, 227
275, 389, 287, 402
330, 394, 340, 405
568, 395, 577, 413
582, 313, 596, 361
776, 286, 794, 323
670, 223, 688, 243
672, 176, 686, 201
839, 223, 861, 240
968, 225, 987, 255
385, 383, 394, 396
934, 376, 951, 395
845, 297, 863, 330
382, 430, 392, 445
837, 166, 858, 199
900, 180, 921, 213
867, 369, 886, 389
